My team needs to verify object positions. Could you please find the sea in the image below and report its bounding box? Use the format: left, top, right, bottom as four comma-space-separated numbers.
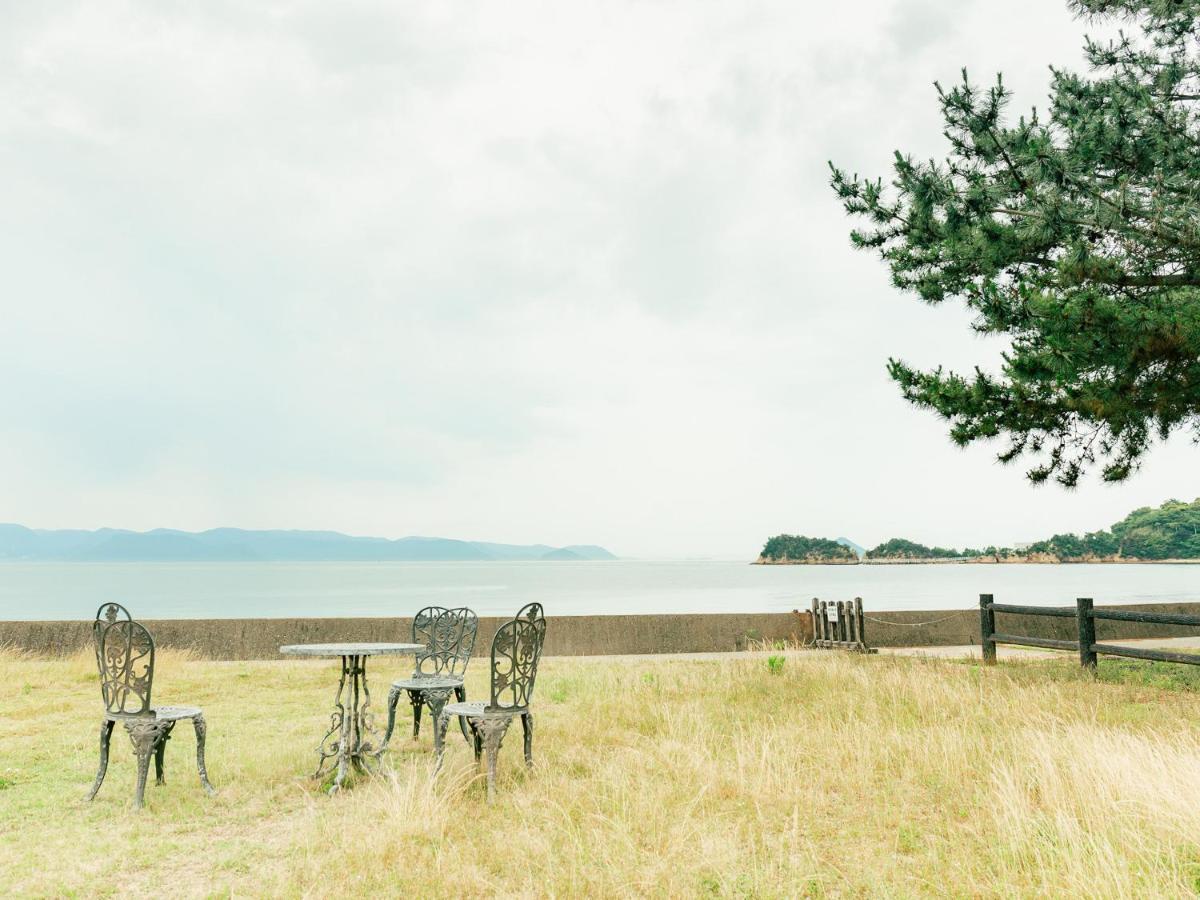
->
0, 559, 1197, 620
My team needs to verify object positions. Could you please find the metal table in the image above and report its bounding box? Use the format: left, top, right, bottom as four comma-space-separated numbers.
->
280, 642, 423, 793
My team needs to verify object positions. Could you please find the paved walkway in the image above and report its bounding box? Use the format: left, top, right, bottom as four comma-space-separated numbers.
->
549, 636, 1200, 663
880, 635, 1200, 660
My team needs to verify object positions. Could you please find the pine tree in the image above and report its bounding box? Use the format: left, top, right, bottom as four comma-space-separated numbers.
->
831, 1, 1200, 485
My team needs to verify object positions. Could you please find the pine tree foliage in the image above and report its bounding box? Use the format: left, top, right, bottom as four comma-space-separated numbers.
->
831, 0, 1200, 485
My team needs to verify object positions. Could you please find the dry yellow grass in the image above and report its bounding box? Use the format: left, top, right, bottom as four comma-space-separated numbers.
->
2, 647, 1200, 897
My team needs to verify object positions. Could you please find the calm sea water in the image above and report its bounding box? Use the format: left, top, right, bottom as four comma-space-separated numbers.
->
0, 560, 1197, 620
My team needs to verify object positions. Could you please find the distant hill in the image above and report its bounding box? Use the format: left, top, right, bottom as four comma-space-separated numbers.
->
540, 548, 584, 561
0, 525, 618, 563
1021, 498, 1200, 561
755, 498, 1200, 564
835, 537, 866, 559
863, 499, 1200, 562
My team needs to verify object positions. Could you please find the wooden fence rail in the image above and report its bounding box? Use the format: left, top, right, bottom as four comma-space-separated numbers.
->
979, 593, 1200, 669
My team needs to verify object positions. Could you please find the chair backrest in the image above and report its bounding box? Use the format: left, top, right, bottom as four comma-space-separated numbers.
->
488, 605, 547, 711
96, 617, 155, 716
514, 602, 544, 623
92, 603, 133, 679
412, 606, 447, 672
413, 607, 479, 676
412, 605, 448, 655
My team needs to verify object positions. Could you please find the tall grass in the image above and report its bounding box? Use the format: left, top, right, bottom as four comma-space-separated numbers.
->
1, 648, 1199, 896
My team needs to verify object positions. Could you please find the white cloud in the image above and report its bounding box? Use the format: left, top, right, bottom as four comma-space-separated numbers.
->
1, 0, 1194, 557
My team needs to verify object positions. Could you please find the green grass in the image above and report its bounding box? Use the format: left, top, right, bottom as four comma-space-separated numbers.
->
1096, 657, 1200, 692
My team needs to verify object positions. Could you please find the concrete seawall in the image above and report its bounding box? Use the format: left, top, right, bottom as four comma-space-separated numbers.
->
2, 602, 1197, 659
0, 612, 811, 660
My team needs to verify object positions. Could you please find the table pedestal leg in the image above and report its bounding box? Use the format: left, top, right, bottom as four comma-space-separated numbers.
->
314, 655, 387, 794
313, 660, 349, 781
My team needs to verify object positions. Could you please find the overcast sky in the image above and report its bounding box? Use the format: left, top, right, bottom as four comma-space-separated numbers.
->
2, 0, 1196, 558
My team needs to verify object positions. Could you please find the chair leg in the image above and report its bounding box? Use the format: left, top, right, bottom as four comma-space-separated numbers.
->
125, 720, 167, 810
154, 722, 176, 786
454, 686, 471, 743
468, 717, 483, 767
85, 719, 115, 801
435, 708, 452, 774
521, 712, 534, 768
424, 688, 452, 758
193, 714, 216, 795
408, 689, 423, 740
477, 717, 512, 803
384, 684, 403, 746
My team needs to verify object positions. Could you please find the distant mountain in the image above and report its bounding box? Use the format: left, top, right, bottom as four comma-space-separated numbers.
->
541, 548, 590, 561
0, 525, 618, 562
835, 537, 866, 559
558, 545, 617, 560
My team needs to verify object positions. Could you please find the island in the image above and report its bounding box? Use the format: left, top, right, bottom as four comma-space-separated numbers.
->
755, 498, 1200, 564
755, 535, 859, 564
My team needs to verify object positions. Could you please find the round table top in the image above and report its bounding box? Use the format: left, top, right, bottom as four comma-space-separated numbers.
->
279, 642, 424, 658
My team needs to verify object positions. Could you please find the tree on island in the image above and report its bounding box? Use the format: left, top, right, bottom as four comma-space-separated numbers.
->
867, 538, 963, 560
1029, 496, 1200, 559
831, 1, 1200, 486
759, 534, 858, 562
873, 499, 1200, 560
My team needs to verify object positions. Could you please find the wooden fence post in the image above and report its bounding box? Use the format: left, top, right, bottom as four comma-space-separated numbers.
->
855, 598, 865, 649
980, 594, 996, 665
1077, 597, 1097, 670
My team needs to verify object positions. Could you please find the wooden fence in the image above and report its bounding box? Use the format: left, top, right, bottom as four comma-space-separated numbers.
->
979, 593, 1200, 668
810, 597, 875, 653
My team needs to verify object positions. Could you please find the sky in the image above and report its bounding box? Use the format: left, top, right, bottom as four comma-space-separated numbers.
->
2, 0, 1197, 559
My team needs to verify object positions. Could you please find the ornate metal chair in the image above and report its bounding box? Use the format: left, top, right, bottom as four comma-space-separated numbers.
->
436, 603, 546, 801
514, 601, 543, 623
86, 603, 215, 809
384, 606, 478, 749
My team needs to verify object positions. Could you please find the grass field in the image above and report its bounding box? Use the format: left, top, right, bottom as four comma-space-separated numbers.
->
3, 647, 1200, 897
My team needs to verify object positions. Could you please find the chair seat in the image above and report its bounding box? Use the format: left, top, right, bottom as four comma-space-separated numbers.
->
104, 705, 202, 722
443, 700, 525, 719
392, 674, 464, 691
